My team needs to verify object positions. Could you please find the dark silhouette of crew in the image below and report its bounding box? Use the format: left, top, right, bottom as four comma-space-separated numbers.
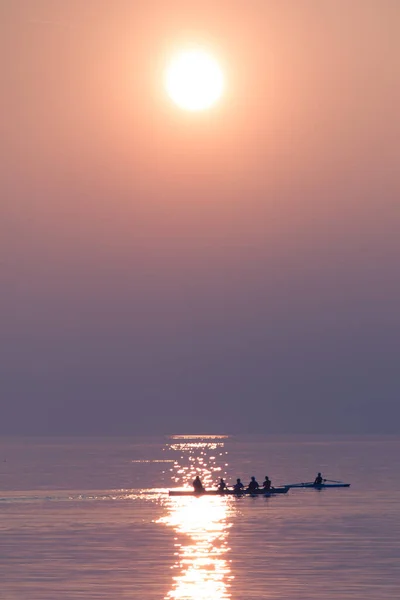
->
247, 476, 259, 492
233, 478, 244, 492
262, 476, 272, 491
218, 478, 227, 492
193, 475, 204, 493
314, 472, 324, 485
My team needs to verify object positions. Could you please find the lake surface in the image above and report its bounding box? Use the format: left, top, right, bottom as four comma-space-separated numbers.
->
1, 435, 399, 599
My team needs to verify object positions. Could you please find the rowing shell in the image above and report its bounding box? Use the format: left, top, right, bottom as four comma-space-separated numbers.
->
285, 483, 350, 489
168, 486, 289, 497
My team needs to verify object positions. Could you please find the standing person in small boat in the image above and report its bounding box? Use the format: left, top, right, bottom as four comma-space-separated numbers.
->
314, 472, 325, 485
233, 478, 244, 492
193, 475, 205, 493
218, 478, 227, 492
247, 476, 260, 492
262, 476, 272, 491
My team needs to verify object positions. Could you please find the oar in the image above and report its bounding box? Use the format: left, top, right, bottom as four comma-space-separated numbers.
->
324, 479, 343, 483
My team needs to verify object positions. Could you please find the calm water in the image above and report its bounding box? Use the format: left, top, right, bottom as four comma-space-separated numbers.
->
1, 435, 400, 599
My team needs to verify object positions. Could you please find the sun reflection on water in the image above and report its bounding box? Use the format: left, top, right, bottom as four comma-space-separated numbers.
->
161, 497, 233, 599
159, 436, 235, 600
166, 436, 228, 490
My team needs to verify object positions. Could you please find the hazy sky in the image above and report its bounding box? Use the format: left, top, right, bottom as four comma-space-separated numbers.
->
1, 1, 399, 435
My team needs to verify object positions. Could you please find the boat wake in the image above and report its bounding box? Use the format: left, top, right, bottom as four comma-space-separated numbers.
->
0, 488, 168, 504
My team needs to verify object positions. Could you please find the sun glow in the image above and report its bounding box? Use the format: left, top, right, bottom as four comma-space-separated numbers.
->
165, 50, 224, 111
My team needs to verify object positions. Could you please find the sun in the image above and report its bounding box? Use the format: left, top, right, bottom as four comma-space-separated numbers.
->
165, 49, 224, 111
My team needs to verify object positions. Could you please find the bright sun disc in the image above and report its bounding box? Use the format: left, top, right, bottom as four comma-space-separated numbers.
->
165, 50, 224, 111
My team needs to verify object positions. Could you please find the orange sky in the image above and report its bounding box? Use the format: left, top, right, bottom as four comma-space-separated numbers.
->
1, 1, 400, 434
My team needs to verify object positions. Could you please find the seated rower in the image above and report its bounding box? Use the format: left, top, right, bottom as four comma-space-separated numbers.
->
193, 475, 205, 493
218, 478, 227, 492
314, 472, 325, 485
247, 476, 260, 492
262, 476, 272, 491
233, 478, 244, 492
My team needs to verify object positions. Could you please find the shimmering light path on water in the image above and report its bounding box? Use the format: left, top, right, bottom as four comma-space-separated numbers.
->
1, 435, 400, 599
159, 436, 233, 599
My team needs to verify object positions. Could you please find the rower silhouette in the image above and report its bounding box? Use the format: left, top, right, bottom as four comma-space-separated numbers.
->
262, 475, 272, 491
314, 472, 325, 485
193, 475, 204, 493
247, 476, 259, 492
218, 478, 227, 491
233, 478, 244, 492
